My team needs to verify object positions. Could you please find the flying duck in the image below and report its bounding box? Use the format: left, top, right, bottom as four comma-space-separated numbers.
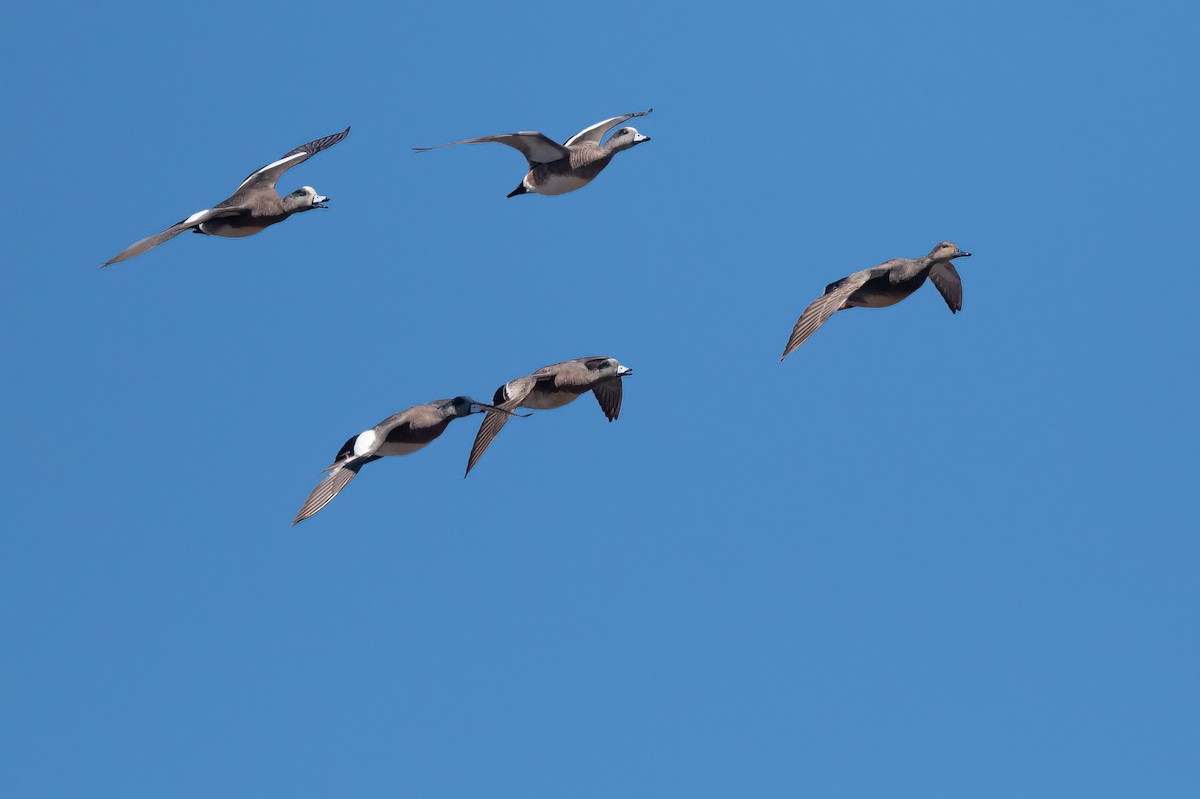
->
103, 127, 350, 266
780, 242, 973, 360
293, 396, 528, 525
413, 110, 652, 197
465, 356, 632, 476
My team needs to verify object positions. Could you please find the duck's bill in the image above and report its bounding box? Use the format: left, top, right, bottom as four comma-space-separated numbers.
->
617, 366, 634, 376
471, 402, 532, 417
314, 195, 330, 209
953, 249, 971, 257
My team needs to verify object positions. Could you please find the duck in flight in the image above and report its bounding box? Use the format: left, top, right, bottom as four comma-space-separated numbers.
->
413, 110, 652, 197
780, 242, 972, 360
465, 356, 632, 476
293, 396, 529, 525
103, 127, 350, 266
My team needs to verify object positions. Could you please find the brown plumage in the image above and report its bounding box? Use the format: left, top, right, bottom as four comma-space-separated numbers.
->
103, 127, 350, 266
780, 242, 972, 360
465, 356, 632, 476
413, 110, 652, 197
293, 395, 526, 525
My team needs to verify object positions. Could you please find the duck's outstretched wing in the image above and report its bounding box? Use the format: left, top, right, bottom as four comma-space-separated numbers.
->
464, 375, 540, 476
414, 132, 570, 166
102, 206, 246, 266
591, 379, 624, 422
563, 109, 653, 146
292, 460, 366, 525
235, 126, 351, 193
929, 262, 963, 313
780, 267, 882, 360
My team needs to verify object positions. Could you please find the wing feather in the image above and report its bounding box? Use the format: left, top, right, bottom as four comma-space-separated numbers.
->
292, 461, 364, 525
413, 132, 570, 165
929, 262, 963, 313
101, 207, 245, 266
563, 109, 653, 147
780, 268, 879, 359
592, 378, 624, 421
236, 126, 351, 192
465, 376, 538, 476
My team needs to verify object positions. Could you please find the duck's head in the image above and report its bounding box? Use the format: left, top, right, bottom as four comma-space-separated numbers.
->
929, 241, 971, 261
439, 396, 531, 419
584, 357, 633, 379
282, 185, 330, 213
606, 126, 651, 152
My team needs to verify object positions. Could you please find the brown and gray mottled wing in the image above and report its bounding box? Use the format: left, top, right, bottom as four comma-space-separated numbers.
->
465, 375, 539, 476
413, 132, 571, 166
780, 268, 882, 360
292, 460, 364, 525
929, 262, 963, 313
592, 378, 623, 421
101, 207, 246, 266
234, 126, 351, 194
563, 109, 653, 147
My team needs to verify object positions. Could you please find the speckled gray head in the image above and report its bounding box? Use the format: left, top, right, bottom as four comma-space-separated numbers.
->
606, 126, 651, 151
282, 185, 329, 212
930, 241, 971, 260
586, 357, 633, 379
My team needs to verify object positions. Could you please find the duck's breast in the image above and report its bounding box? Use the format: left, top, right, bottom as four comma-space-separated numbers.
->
199, 214, 285, 238
528, 170, 594, 196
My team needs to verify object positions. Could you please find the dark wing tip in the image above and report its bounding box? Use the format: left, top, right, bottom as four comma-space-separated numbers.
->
286, 126, 353, 159
465, 410, 513, 477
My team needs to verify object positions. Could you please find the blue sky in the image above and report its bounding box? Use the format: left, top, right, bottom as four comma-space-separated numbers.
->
3, 1, 1198, 796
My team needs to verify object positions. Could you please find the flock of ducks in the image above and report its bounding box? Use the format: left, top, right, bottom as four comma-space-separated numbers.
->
101, 110, 972, 525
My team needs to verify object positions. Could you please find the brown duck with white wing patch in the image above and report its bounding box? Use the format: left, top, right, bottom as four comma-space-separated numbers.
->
103, 127, 350, 266
293, 396, 528, 525
414, 110, 652, 197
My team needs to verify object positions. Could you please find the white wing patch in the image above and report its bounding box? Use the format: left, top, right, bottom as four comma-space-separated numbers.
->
183, 209, 211, 226
353, 429, 378, 457
564, 116, 624, 147
236, 152, 305, 190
